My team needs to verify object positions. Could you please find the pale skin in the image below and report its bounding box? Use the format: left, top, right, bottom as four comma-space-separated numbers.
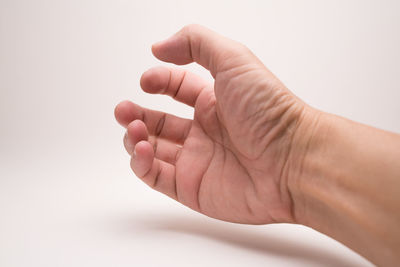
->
114, 25, 400, 266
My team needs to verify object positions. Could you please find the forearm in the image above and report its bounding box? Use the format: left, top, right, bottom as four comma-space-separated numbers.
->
289, 109, 400, 266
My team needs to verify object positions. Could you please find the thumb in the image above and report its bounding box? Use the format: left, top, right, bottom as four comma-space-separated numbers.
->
151, 24, 261, 78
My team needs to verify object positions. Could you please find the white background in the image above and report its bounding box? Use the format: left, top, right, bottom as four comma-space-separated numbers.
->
1, 0, 399, 266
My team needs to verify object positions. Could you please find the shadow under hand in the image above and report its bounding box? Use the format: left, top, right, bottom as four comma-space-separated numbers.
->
113, 211, 368, 267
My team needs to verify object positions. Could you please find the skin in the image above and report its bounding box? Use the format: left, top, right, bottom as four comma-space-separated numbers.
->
114, 25, 400, 266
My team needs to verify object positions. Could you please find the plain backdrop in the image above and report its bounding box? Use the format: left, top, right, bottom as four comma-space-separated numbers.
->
1, 0, 399, 266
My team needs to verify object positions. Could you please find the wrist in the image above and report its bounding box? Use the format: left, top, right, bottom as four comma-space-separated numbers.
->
287, 109, 400, 266
285, 106, 327, 225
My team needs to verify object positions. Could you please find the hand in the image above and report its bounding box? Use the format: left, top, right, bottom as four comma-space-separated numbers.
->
115, 24, 312, 224
115, 25, 400, 265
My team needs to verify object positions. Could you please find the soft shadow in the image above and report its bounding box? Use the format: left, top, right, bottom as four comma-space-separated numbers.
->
111, 212, 368, 267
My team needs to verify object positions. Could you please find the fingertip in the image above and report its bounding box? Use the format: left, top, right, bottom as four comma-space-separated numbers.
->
151, 40, 166, 56
114, 99, 129, 116
135, 140, 153, 156
114, 101, 142, 128
127, 119, 147, 131
151, 39, 166, 61
114, 100, 133, 126
127, 119, 148, 143
131, 140, 154, 177
140, 66, 170, 94
151, 33, 192, 65
151, 37, 172, 59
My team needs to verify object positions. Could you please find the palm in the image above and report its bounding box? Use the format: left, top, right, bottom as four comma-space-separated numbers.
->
174, 68, 297, 223
115, 25, 302, 224
177, 98, 256, 223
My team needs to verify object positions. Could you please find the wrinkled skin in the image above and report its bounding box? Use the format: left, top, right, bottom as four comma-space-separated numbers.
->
114, 25, 400, 266
115, 25, 310, 224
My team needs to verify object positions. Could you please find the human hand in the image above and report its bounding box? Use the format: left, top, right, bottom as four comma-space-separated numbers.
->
115, 25, 400, 266
114, 25, 314, 224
